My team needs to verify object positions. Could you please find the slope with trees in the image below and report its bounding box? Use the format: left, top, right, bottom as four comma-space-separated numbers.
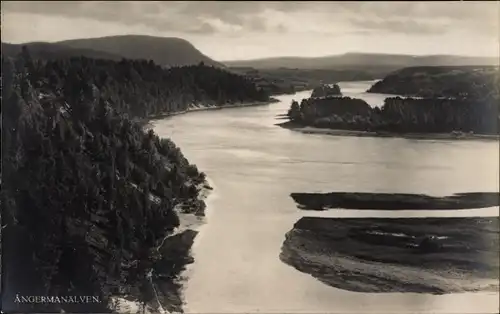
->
21, 55, 269, 119
0, 47, 267, 313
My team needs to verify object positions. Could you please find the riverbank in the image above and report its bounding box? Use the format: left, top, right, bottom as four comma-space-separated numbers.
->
140, 99, 279, 129
278, 120, 500, 141
113, 97, 281, 312
111, 180, 213, 314
127, 97, 281, 310
280, 216, 500, 294
113, 83, 281, 314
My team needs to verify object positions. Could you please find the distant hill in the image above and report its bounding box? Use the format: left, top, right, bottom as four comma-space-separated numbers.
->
367, 65, 500, 99
2, 35, 224, 68
224, 53, 499, 70
229, 67, 385, 95
57, 35, 224, 68
1, 42, 123, 61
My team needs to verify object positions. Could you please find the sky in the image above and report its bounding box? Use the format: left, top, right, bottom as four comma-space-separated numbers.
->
1, 1, 499, 61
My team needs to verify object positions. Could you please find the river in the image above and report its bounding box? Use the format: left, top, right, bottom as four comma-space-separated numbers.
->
151, 80, 499, 314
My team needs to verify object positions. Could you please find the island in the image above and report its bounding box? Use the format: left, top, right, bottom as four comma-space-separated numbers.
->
279, 65, 499, 140
280, 216, 499, 294
281, 95, 499, 140
1, 47, 270, 313
310, 84, 342, 98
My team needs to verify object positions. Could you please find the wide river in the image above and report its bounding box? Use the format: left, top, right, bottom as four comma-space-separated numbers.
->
152, 80, 499, 314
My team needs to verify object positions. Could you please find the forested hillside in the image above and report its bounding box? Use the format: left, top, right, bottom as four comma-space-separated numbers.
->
0, 48, 267, 312
16, 54, 269, 118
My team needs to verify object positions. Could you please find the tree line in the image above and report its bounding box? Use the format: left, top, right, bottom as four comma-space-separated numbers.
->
22, 52, 269, 118
288, 96, 499, 135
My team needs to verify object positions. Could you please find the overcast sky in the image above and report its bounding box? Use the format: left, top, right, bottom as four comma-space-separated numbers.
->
1, 1, 499, 60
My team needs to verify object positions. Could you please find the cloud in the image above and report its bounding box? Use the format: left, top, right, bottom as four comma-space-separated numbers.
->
348, 17, 451, 35
1, 0, 498, 60
1, 1, 186, 33
2, 1, 496, 37
189, 22, 217, 35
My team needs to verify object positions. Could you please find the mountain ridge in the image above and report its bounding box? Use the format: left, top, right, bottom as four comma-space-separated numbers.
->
2, 35, 224, 68
224, 52, 499, 69
4, 36, 497, 70
57, 35, 224, 68
1, 42, 124, 61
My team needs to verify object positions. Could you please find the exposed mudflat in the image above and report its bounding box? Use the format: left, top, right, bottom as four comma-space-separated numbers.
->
280, 216, 499, 294
291, 192, 500, 211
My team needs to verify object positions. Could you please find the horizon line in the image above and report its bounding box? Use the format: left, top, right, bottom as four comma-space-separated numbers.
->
2, 35, 498, 61
221, 52, 500, 62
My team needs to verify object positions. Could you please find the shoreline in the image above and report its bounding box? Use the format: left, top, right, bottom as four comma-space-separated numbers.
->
118, 97, 278, 312
278, 120, 500, 142
111, 179, 214, 314
140, 98, 279, 128
177, 177, 218, 313
125, 95, 274, 312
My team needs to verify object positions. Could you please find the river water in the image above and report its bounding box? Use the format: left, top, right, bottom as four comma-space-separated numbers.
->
152, 80, 499, 314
